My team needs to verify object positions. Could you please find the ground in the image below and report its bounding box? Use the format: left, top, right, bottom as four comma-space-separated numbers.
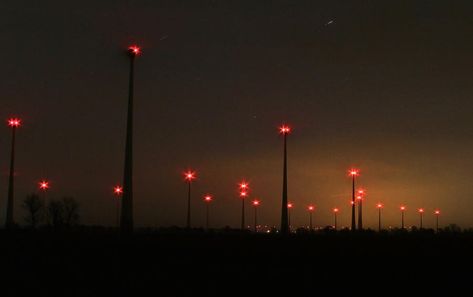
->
1, 228, 471, 296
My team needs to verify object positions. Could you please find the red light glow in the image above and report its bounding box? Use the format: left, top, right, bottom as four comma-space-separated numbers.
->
204, 195, 212, 202
279, 125, 291, 135
128, 45, 141, 56
252, 200, 260, 206
434, 210, 440, 215
239, 181, 249, 190
376, 203, 383, 209
7, 118, 21, 128
308, 205, 315, 211
348, 168, 360, 177
357, 189, 366, 195
240, 191, 248, 198
39, 180, 49, 191
287, 202, 293, 208
400, 206, 406, 211
184, 170, 196, 182
418, 208, 424, 213
114, 186, 123, 195
356, 195, 363, 201
333, 208, 339, 213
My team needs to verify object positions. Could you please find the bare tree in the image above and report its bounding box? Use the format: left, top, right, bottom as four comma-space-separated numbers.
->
46, 197, 80, 228
48, 199, 64, 228
62, 196, 80, 227
22, 193, 44, 228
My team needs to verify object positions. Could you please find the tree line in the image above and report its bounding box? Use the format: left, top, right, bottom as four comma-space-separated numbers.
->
22, 194, 80, 228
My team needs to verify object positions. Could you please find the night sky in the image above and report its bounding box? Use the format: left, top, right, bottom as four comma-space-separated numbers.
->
1, 0, 473, 229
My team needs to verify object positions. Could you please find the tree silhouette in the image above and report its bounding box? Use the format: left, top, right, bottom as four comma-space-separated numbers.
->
444, 224, 461, 233
46, 197, 80, 228
48, 199, 64, 228
22, 193, 44, 228
62, 196, 80, 227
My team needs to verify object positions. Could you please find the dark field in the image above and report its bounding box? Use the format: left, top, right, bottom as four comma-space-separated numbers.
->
1, 229, 472, 296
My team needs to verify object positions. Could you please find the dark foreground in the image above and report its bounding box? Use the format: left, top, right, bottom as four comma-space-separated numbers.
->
1, 228, 472, 296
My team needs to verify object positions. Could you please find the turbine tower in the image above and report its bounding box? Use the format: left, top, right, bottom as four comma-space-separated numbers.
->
5, 118, 21, 229
121, 45, 140, 234
279, 124, 291, 234
348, 168, 359, 231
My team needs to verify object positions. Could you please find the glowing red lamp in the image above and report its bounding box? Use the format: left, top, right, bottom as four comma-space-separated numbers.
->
7, 118, 21, 128
239, 181, 249, 190
204, 195, 212, 202
114, 186, 123, 196
184, 170, 196, 182
279, 125, 291, 135
39, 180, 49, 191
348, 168, 360, 177
128, 45, 141, 56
